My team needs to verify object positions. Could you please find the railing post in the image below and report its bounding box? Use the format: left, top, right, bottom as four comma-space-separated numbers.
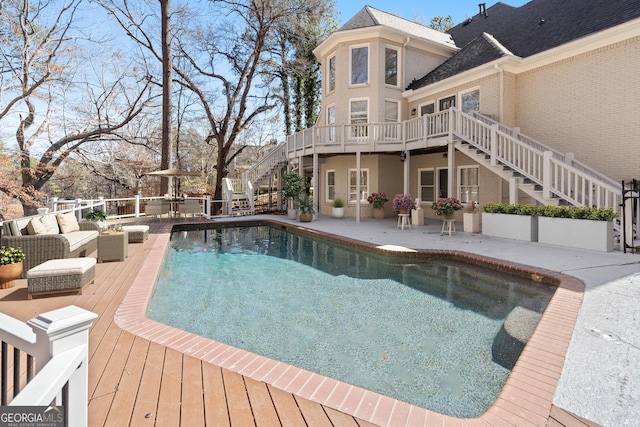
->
490, 124, 499, 166
542, 151, 553, 200
28, 306, 97, 427
134, 194, 141, 217
75, 199, 83, 222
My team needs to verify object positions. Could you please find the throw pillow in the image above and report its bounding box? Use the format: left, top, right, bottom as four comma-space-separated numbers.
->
56, 212, 80, 234
40, 214, 61, 235
27, 218, 48, 235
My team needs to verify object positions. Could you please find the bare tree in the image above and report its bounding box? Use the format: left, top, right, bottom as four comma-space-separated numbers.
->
159, 0, 174, 196
0, 0, 156, 214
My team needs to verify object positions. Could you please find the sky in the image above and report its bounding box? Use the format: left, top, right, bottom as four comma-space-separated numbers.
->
334, 0, 530, 27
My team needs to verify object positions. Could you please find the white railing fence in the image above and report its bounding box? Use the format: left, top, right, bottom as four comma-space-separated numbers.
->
451, 108, 621, 211
0, 306, 97, 427
50, 195, 223, 220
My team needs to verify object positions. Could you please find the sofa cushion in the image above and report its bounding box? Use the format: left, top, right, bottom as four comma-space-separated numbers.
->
27, 218, 48, 235
9, 220, 22, 236
40, 214, 60, 235
61, 230, 99, 252
57, 212, 80, 233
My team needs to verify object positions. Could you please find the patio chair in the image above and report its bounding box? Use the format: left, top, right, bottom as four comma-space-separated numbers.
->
146, 200, 170, 218
178, 199, 201, 217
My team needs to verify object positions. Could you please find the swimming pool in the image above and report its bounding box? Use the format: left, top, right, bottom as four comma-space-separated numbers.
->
147, 224, 555, 418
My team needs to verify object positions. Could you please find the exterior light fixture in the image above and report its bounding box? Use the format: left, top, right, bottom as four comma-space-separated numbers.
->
400, 151, 407, 162
411, 108, 417, 116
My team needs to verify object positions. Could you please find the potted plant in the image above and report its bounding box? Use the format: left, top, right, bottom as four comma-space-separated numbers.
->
0, 246, 26, 289
298, 194, 315, 222
393, 194, 417, 214
431, 197, 463, 218
332, 197, 345, 219
367, 192, 389, 219
283, 171, 304, 220
85, 207, 108, 229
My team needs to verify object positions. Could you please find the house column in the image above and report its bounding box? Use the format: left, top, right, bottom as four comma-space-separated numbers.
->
403, 152, 410, 193
448, 142, 455, 197
356, 152, 361, 223
313, 153, 318, 219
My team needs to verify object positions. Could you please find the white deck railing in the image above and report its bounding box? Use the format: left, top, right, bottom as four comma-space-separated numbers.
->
0, 306, 97, 427
285, 108, 621, 212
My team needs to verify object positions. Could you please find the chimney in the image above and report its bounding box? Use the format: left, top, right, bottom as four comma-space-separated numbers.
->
479, 3, 487, 17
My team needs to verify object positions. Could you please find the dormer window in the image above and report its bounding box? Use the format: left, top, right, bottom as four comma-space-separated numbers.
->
350, 45, 368, 85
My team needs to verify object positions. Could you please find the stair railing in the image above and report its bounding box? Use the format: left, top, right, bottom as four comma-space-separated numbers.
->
453, 108, 620, 210
243, 143, 288, 188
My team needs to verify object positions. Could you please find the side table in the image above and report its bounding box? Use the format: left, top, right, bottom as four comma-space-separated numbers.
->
397, 213, 411, 230
98, 231, 129, 262
441, 219, 456, 236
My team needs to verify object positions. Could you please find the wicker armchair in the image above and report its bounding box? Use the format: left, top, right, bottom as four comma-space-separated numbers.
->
1, 221, 99, 278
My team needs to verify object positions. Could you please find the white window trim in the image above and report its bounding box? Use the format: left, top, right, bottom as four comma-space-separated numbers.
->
437, 94, 456, 111
418, 101, 435, 116
435, 166, 449, 200
384, 44, 400, 88
327, 54, 336, 94
460, 87, 481, 114
349, 43, 369, 87
457, 165, 479, 203
326, 169, 336, 203
417, 167, 435, 204
348, 168, 369, 203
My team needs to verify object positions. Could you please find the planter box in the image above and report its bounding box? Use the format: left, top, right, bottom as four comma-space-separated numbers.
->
482, 212, 538, 241
538, 217, 614, 252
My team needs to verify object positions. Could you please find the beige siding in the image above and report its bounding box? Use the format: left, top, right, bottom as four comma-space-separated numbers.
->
319, 154, 403, 218
516, 36, 640, 182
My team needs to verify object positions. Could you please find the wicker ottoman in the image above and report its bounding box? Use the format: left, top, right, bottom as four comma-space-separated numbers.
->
121, 225, 149, 243
27, 258, 96, 300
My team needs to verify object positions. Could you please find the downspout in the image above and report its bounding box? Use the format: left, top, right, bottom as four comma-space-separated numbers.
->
402, 37, 410, 89
494, 63, 504, 122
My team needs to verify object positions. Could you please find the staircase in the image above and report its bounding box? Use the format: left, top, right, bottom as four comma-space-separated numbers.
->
448, 109, 621, 211
224, 143, 289, 216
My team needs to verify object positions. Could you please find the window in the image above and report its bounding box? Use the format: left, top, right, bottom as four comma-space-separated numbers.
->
439, 95, 455, 111
459, 166, 479, 202
327, 104, 336, 141
384, 100, 399, 139
350, 46, 368, 85
385, 47, 398, 86
328, 56, 336, 92
461, 89, 480, 113
326, 170, 336, 202
420, 103, 435, 116
419, 169, 435, 203
438, 168, 449, 198
348, 169, 368, 202
349, 99, 368, 138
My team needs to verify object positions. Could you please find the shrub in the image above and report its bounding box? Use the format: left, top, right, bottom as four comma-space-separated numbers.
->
332, 197, 345, 208
482, 203, 618, 221
0, 247, 26, 265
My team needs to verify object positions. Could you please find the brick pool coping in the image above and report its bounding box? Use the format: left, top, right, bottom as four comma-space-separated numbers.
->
115, 219, 584, 426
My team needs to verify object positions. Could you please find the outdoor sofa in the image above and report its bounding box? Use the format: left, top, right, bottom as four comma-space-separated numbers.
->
1, 212, 100, 278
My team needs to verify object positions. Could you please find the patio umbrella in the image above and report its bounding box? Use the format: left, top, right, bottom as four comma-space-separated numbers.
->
145, 168, 201, 198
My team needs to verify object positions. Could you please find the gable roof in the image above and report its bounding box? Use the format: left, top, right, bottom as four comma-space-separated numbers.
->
340, 6, 455, 49
408, 0, 640, 91
408, 33, 511, 89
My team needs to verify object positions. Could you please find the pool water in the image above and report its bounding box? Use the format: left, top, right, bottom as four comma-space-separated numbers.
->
147, 225, 555, 418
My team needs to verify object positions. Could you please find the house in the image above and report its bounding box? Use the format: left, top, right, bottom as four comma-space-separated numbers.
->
249, 0, 640, 221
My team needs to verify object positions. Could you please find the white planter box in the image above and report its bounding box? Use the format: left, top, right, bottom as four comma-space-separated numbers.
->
538, 217, 614, 252
481, 212, 538, 241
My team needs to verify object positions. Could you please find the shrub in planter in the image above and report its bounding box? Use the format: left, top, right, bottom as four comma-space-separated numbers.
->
481, 203, 539, 241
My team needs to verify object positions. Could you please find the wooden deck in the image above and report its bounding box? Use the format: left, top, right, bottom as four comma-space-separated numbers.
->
0, 218, 600, 426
